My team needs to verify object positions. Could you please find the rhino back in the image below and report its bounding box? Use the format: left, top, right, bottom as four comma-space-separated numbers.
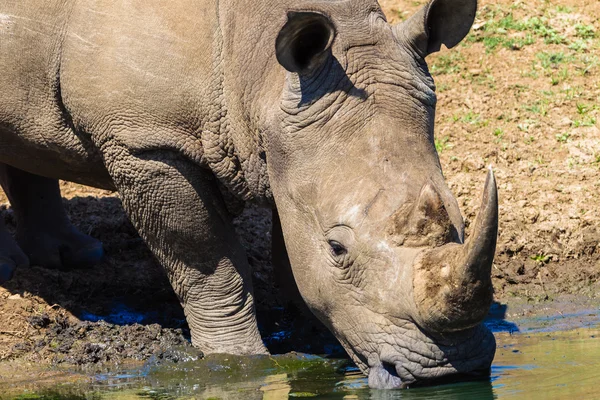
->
0, 0, 332, 199
61, 0, 220, 157
61, 0, 292, 201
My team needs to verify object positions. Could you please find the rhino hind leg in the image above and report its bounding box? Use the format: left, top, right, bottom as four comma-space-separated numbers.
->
0, 211, 29, 283
0, 164, 104, 271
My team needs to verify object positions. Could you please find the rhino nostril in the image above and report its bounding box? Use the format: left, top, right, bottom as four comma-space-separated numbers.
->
382, 360, 400, 378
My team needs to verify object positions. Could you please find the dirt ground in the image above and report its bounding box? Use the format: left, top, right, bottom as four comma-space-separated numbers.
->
0, 0, 599, 368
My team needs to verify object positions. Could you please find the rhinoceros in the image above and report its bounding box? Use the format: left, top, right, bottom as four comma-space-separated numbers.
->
0, 0, 498, 389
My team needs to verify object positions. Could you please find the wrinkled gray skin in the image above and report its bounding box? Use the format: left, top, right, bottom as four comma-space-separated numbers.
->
0, 0, 499, 388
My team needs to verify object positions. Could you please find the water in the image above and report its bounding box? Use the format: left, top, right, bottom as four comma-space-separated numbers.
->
3, 327, 600, 399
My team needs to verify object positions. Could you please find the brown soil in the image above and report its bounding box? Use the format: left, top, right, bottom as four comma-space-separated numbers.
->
1, 0, 599, 368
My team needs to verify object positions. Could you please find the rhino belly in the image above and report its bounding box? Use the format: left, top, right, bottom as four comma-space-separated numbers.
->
0, 1, 113, 189
0, 124, 113, 190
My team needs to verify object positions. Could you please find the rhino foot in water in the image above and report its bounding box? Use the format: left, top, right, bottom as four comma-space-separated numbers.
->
0, 0, 498, 388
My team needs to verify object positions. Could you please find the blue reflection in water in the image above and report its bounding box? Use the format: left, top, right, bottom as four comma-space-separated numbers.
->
80, 301, 185, 327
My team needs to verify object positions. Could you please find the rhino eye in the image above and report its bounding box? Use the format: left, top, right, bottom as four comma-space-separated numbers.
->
328, 240, 347, 257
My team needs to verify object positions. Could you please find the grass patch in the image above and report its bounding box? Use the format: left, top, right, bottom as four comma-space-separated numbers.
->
575, 24, 596, 39
536, 51, 569, 68
524, 100, 549, 116
569, 39, 589, 53
482, 36, 504, 52
576, 102, 591, 115
579, 55, 599, 76
468, 8, 570, 53
555, 5, 573, 13
430, 53, 464, 75
531, 254, 550, 264
459, 111, 488, 127
573, 116, 597, 128
556, 132, 570, 143
435, 136, 452, 153
573, 103, 598, 127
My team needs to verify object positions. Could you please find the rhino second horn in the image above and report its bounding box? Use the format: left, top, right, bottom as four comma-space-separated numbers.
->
412, 168, 498, 333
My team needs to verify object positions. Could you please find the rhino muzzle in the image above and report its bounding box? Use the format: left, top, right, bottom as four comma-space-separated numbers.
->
413, 167, 498, 334
362, 322, 496, 390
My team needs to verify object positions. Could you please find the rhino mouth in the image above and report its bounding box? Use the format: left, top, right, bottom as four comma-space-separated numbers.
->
347, 323, 496, 390
368, 360, 491, 389
368, 361, 406, 389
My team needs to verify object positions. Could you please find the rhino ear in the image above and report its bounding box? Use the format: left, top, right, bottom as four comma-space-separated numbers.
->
275, 11, 336, 73
395, 0, 477, 57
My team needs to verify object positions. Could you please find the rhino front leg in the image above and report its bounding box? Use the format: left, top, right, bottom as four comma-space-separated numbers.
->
0, 164, 104, 270
105, 151, 266, 355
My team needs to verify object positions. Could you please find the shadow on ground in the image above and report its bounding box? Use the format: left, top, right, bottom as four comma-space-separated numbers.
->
0, 196, 341, 364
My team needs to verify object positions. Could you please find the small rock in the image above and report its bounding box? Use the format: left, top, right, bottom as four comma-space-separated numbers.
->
28, 313, 51, 329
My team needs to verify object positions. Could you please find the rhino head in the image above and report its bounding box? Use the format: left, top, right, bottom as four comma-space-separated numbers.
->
266, 0, 497, 389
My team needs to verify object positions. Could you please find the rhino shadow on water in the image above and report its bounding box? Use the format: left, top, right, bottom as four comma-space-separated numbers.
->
0, 0, 498, 389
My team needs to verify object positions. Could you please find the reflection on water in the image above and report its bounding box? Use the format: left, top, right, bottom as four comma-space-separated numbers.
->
2, 327, 600, 400
492, 328, 600, 399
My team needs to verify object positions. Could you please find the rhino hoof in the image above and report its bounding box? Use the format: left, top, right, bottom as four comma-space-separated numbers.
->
20, 228, 104, 270
62, 241, 105, 269
0, 261, 16, 283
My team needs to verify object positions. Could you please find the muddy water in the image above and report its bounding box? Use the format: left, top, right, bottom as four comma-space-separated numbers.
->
2, 326, 600, 399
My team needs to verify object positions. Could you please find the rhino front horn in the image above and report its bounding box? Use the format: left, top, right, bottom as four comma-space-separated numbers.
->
413, 167, 498, 333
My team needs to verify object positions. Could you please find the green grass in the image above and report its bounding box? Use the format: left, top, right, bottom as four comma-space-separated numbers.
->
456, 111, 489, 127
524, 135, 535, 144
392, 8, 407, 21
461, 111, 481, 124
536, 51, 569, 68
573, 116, 597, 128
534, 52, 574, 84
467, 7, 581, 53
556, 132, 570, 143
580, 55, 599, 76
531, 254, 550, 264
518, 119, 538, 134
504, 34, 536, 50
575, 24, 596, 39
493, 127, 505, 143
569, 39, 589, 53
555, 5, 573, 13
430, 53, 464, 75
573, 103, 598, 126
482, 36, 504, 53
520, 17, 566, 44
524, 100, 549, 116
437, 83, 450, 92
435, 136, 451, 153
576, 103, 591, 115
